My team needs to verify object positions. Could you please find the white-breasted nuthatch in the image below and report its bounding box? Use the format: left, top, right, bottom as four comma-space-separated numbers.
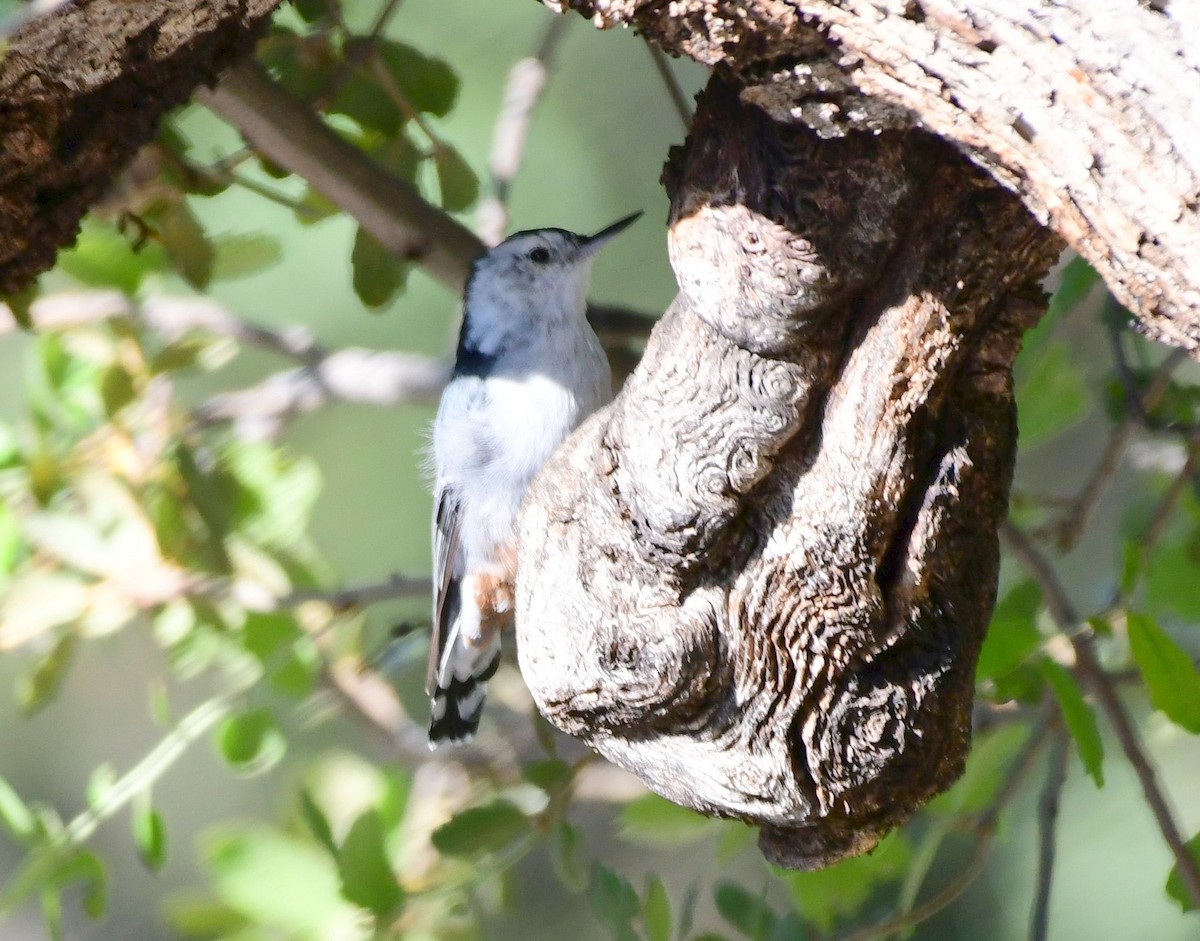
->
426, 212, 641, 746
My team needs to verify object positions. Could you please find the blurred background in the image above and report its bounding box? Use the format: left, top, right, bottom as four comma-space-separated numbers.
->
0, 0, 1198, 939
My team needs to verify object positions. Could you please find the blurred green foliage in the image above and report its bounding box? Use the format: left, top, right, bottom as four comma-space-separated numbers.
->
1, 1, 1199, 940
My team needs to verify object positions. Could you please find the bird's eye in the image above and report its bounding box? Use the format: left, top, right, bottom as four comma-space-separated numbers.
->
528, 247, 551, 264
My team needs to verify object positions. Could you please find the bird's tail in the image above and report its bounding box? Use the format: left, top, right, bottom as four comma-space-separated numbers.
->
428, 630, 502, 747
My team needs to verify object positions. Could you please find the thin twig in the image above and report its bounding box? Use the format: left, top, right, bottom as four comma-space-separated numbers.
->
1049, 350, 1187, 550
1139, 428, 1200, 558
830, 717, 1050, 941
477, 15, 570, 246
1030, 727, 1069, 941
1000, 521, 1200, 910
645, 39, 692, 133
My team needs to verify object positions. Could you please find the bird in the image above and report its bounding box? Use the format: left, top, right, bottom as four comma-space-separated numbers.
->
426, 212, 641, 746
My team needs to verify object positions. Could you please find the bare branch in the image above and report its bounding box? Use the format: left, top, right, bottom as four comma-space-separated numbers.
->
644, 40, 692, 133
1000, 521, 1200, 909
1139, 429, 1200, 558
477, 15, 571, 246
1030, 728, 1069, 941
199, 61, 485, 294
193, 349, 448, 441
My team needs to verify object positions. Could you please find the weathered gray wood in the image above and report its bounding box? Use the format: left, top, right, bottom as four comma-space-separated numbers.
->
517, 75, 1060, 868
548, 0, 1200, 354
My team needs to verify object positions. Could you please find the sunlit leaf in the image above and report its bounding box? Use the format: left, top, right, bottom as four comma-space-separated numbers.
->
642, 875, 671, 941
212, 233, 284, 281
132, 802, 169, 872
0, 775, 36, 842
618, 792, 718, 847
337, 809, 404, 920
1015, 341, 1090, 450
435, 146, 479, 212
589, 862, 639, 941
215, 708, 286, 776
1040, 659, 1105, 786
431, 801, 531, 858
1127, 612, 1200, 734
57, 220, 169, 293
50, 850, 107, 920
351, 226, 408, 309
1166, 832, 1200, 911
201, 824, 353, 935
86, 763, 117, 810
0, 572, 88, 649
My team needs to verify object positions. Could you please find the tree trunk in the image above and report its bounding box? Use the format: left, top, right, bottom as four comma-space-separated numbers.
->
549, 0, 1200, 355
0, 0, 282, 296
517, 72, 1060, 867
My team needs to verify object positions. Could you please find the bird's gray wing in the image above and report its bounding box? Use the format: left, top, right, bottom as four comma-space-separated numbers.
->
426, 482, 463, 696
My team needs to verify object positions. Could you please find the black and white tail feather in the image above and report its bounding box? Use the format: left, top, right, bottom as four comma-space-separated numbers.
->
426, 486, 500, 746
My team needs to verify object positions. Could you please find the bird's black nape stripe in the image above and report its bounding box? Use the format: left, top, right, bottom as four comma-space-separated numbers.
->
453, 342, 497, 379
427, 651, 502, 745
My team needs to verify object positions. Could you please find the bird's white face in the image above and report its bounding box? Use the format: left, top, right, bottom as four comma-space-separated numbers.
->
467, 229, 596, 329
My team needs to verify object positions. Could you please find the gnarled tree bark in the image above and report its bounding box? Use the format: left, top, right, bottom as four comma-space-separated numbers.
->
0, 0, 283, 295
548, 0, 1200, 355
518, 73, 1059, 867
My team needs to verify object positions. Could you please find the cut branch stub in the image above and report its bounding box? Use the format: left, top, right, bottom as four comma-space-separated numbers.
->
516, 74, 1060, 869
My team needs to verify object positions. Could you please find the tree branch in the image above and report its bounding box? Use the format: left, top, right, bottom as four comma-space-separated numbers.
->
547, 0, 1200, 356
1000, 521, 1200, 909
1030, 728, 1069, 941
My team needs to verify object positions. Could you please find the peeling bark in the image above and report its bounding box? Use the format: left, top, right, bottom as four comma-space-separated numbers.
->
0, 0, 283, 295
517, 75, 1059, 868
547, 0, 1200, 355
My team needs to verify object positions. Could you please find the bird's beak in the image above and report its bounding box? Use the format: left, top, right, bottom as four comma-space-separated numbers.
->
578, 211, 643, 257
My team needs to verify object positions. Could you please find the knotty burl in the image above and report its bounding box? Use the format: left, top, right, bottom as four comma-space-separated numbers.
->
517, 76, 1060, 869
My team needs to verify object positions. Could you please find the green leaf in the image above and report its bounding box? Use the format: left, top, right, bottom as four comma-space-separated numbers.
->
1040, 659, 1105, 786
0, 502, 19, 576
778, 829, 910, 933
351, 226, 408, 308
1015, 341, 1090, 450
100, 362, 137, 418
1146, 540, 1200, 620
215, 708, 286, 776
714, 883, 776, 940
977, 580, 1043, 684
618, 793, 718, 847
201, 824, 351, 934
57, 220, 169, 293
524, 758, 573, 795
331, 73, 405, 136
430, 801, 531, 858
589, 862, 639, 941
86, 763, 117, 810
435, 146, 479, 212
212, 233, 284, 281
1166, 832, 1200, 911
549, 819, 586, 892
292, 0, 327, 21
1127, 612, 1200, 733
158, 202, 215, 290
243, 612, 317, 698
299, 788, 338, 858
4, 281, 38, 331
50, 850, 107, 920
1047, 255, 1098, 319
677, 883, 699, 941
17, 631, 78, 715
0, 775, 36, 842
642, 875, 671, 941
132, 803, 168, 871
375, 39, 459, 116
337, 809, 404, 920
